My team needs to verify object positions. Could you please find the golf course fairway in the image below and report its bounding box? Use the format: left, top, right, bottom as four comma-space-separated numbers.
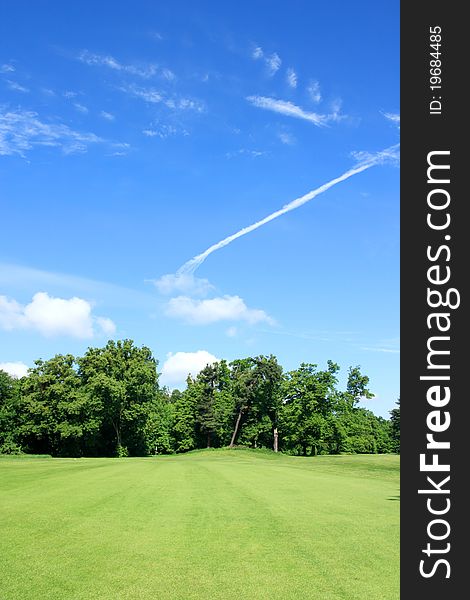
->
0, 450, 399, 599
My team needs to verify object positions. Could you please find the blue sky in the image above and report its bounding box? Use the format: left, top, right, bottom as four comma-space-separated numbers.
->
0, 1, 399, 417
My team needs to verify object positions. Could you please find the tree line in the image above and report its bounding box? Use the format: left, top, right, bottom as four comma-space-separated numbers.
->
0, 339, 400, 457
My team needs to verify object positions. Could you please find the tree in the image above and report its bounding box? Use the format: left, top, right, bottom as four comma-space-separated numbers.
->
279, 362, 340, 455
343, 366, 374, 409
144, 388, 174, 454
389, 399, 400, 453
78, 340, 158, 456
194, 361, 234, 448
19, 355, 99, 456
228, 355, 282, 450
0, 369, 22, 454
172, 381, 198, 452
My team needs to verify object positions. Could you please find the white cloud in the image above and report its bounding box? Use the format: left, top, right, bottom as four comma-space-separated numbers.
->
95, 316, 116, 336
361, 346, 399, 354
0, 263, 156, 310
0, 64, 15, 73
328, 98, 344, 122
0, 108, 103, 157
307, 80, 321, 104
286, 68, 297, 88
251, 46, 281, 76
266, 53, 281, 75
78, 50, 158, 79
383, 112, 400, 129
119, 85, 162, 103
0, 361, 29, 378
73, 103, 89, 114
108, 142, 130, 156
226, 326, 237, 337
277, 131, 296, 145
160, 350, 219, 388
152, 273, 213, 296
63, 90, 78, 99
142, 124, 188, 139
225, 148, 267, 159
100, 111, 115, 121
0, 292, 116, 339
6, 80, 29, 93
247, 95, 328, 127
161, 68, 176, 81
351, 144, 400, 167
120, 84, 204, 112
0, 296, 23, 330
165, 295, 274, 325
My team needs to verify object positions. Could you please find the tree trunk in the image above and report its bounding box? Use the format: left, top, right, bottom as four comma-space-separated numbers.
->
207, 432, 211, 448
229, 409, 243, 448
273, 427, 279, 452
112, 419, 121, 448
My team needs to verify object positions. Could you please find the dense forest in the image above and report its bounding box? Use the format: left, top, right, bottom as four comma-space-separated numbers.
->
0, 339, 400, 457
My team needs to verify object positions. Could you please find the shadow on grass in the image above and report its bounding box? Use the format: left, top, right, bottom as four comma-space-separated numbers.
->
387, 495, 400, 501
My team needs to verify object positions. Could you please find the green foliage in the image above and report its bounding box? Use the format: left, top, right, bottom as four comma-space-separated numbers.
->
389, 399, 400, 453
0, 343, 396, 458
116, 444, 129, 457
0, 369, 22, 453
78, 340, 159, 456
18, 355, 99, 457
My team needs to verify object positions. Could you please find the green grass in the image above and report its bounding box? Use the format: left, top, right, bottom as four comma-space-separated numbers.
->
0, 450, 399, 599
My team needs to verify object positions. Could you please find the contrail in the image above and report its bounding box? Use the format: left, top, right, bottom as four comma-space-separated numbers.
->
177, 144, 399, 275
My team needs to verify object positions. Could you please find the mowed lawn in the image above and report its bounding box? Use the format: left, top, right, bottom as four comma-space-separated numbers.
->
0, 450, 399, 600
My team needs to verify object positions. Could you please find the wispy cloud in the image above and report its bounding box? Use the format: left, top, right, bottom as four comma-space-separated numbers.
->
0, 292, 115, 339
6, 80, 29, 93
247, 95, 329, 127
161, 68, 176, 81
0, 263, 156, 310
0, 108, 104, 157
177, 144, 400, 275
277, 131, 296, 145
100, 110, 115, 121
120, 84, 205, 112
266, 53, 281, 75
107, 142, 131, 157
286, 68, 297, 88
0, 63, 15, 73
350, 144, 400, 167
307, 80, 321, 103
361, 346, 399, 354
251, 45, 281, 76
151, 273, 213, 296
383, 111, 400, 129
225, 148, 267, 159
78, 50, 158, 79
143, 124, 189, 139
122, 85, 162, 103
165, 295, 274, 325
252, 46, 264, 60
73, 102, 89, 114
